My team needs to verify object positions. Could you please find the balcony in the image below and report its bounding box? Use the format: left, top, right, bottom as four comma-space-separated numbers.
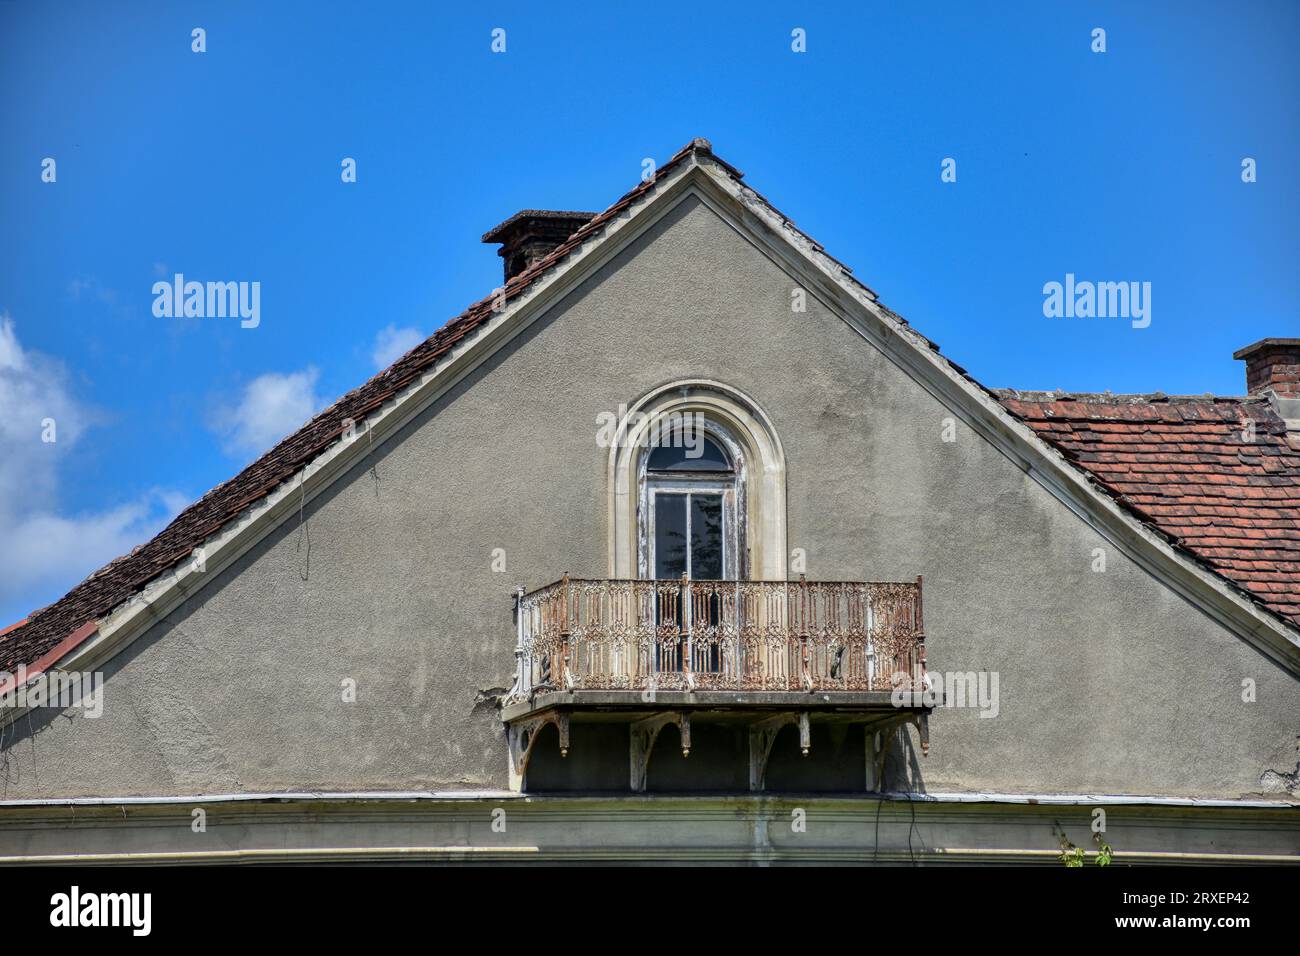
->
501, 576, 934, 792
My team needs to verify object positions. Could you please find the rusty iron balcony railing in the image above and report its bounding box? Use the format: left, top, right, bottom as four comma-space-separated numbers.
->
507, 575, 926, 700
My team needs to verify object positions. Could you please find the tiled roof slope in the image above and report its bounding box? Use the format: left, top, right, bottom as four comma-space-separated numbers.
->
0, 139, 741, 674
997, 391, 1300, 626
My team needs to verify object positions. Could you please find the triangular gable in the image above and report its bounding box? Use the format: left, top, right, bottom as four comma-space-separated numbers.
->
3, 138, 1297, 688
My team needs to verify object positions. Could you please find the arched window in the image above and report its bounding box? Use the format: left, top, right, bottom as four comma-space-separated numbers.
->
607, 380, 786, 581
641, 427, 741, 580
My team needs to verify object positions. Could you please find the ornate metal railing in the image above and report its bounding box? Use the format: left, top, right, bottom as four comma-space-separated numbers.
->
507, 575, 925, 699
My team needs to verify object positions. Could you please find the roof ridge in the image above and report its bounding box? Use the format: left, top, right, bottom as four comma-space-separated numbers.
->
993, 389, 1262, 404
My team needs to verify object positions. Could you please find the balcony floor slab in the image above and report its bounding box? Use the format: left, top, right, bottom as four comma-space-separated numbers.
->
501, 689, 936, 724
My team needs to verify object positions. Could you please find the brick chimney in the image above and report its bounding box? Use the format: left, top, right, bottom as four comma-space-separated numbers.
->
1235, 338, 1300, 434
482, 210, 598, 284
1234, 338, 1300, 397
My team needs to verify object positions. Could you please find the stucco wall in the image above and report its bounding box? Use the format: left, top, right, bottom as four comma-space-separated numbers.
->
2, 195, 1297, 800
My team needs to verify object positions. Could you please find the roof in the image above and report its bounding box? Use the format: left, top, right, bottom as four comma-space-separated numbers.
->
997, 391, 1300, 626
1, 137, 1297, 676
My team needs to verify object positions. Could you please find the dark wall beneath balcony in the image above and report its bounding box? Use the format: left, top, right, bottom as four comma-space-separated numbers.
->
526, 723, 628, 792
527, 721, 905, 794
765, 724, 869, 793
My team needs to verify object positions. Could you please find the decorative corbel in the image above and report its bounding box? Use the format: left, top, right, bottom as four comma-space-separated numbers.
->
506, 711, 570, 792
748, 711, 810, 791
629, 712, 691, 792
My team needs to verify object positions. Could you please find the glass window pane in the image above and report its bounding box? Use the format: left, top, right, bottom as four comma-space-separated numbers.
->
691, 494, 724, 579
654, 493, 687, 578
646, 435, 730, 471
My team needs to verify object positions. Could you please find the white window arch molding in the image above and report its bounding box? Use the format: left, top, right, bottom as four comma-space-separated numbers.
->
607, 380, 787, 580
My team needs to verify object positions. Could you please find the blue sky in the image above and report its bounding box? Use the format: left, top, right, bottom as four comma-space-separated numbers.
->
0, 0, 1296, 626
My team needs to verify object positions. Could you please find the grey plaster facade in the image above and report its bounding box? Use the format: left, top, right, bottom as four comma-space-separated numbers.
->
1, 181, 1297, 861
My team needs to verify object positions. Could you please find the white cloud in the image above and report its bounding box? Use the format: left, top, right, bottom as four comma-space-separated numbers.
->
0, 492, 186, 616
370, 324, 424, 370
210, 367, 325, 458
0, 316, 187, 623
0, 316, 89, 516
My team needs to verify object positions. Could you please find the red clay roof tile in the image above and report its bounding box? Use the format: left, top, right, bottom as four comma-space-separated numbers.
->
998, 391, 1300, 628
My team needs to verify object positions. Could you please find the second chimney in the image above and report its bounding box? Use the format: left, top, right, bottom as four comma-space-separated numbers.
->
1235, 338, 1300, 437
482, 210, 598, 284
1234, 338, 1300, 398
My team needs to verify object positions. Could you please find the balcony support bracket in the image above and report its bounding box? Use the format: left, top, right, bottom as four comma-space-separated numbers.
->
629, 712, 691, 792
506, 711, 570, 792
748, 712, 811, 792
865, 712, 931, 792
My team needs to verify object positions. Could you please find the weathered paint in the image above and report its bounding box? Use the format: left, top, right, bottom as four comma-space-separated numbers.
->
1, 195, 1297, 805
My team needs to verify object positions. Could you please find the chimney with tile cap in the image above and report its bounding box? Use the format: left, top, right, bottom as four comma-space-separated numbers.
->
1236, 337, 1300, 433
482, 209, 598, 284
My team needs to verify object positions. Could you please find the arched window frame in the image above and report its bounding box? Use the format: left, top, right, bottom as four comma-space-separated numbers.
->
607, 380, 787, 581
